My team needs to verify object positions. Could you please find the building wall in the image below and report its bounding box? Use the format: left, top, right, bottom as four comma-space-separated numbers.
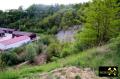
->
0, 37, 31, 50
0, 33, 12, 42
0, 43, 5, 50
6, 38, 31, 50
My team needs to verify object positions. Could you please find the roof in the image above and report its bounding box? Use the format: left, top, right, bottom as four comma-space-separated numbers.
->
0, 36, 30, 45
13, 31, 33, 36
0, 30, 4, 33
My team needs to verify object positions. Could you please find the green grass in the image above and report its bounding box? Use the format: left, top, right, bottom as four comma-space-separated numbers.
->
0, 70, 19, 79
0, 44, 119, 79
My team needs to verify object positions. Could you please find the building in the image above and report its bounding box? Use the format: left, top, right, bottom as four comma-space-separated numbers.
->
0, 27, 16, 33
0, 27, 37, 50
0, 33, 12, 42
13, 31, 36, 40
0, 36, 31, 50
0, 30, 5, 37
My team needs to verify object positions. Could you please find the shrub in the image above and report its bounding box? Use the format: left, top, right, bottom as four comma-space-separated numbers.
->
47, 42, 62, 61
60, 43, 74, 57
12, 46, 25, 54
1, 52, 18, 66
25, 44, 37, 62
39, 35, 57, 45
60, 47, 71, 57
0, 56, 6, 71
75, 75, 81, 79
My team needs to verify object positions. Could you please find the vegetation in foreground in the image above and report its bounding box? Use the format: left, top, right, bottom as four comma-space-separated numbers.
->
0, 35, 120, 79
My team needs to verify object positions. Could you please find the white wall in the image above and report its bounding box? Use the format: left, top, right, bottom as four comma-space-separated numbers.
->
0, 38, 31, 50
0, 43, 5, 50
6, 38, 31, 49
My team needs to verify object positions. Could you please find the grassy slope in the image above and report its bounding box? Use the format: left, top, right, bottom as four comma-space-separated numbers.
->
0, 42, 119, 79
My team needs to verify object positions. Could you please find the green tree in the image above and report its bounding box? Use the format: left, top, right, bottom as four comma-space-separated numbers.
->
25, 44, 37, 62
77, 0, 119, 47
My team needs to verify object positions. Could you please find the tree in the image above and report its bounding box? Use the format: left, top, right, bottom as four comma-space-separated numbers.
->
25, 44, 37, 62
77, 0, 119, 47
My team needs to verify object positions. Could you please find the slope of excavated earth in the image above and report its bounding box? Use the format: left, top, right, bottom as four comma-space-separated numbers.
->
24, 66, 108, 79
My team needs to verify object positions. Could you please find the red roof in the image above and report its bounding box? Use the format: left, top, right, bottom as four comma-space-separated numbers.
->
0, 36, 30, 45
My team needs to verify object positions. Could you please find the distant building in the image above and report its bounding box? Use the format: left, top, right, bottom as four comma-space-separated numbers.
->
0, 36, 31, 50
0, 27, 16, 33
13, 31, 36, 40
0, 27, 36, 50
0, 30, 5, 37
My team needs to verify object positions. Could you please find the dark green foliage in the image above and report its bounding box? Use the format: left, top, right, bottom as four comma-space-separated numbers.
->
60, 9, 81, 30
1, 52, 18, 66
39, 35, 57, 45
75, 75, 81, 79
0, 56, 6, 71
0, 3, 86, 34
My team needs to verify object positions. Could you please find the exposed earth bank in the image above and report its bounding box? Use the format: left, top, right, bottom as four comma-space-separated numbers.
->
25, 66, 108, 79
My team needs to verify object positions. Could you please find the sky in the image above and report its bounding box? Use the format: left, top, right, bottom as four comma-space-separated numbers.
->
0, 0, 89, 11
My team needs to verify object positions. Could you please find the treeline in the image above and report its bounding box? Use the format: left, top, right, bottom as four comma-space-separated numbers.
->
0, 3, 88, 34
0, 4, 61, 31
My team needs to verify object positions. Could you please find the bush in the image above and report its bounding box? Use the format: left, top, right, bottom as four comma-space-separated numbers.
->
75, 75, 81, 79
0, 56, 6, 71
12, 46, 25, 54
39, 35, 57, 45
74, 29, 97, 51
25, 44, 37, 62
60, 43, 74, 57
1, 52, 18, 66
47, 42, 62, 61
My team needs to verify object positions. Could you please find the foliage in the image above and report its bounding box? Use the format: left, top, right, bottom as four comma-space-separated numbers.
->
0, 71, 19, 79
39, 35, 57, 45
0, 55, 6, 71
1, 52, 18, 66
0, 1, 120, 79
1, 39, 120, 79
75, 0, 120, 50
75, 75, 81, 79
60, 9, 81, 30
0, 4, 86, 34
60, 43, 73, 57
47, 42, 62, 61
25, 44, 37, 62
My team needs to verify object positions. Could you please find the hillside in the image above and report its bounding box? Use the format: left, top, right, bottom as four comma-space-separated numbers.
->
0, 0, 120, 79
0, 36, 120, 79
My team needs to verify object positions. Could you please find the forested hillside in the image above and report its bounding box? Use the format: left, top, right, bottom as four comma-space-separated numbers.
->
0, 3, 87, 34
0, 0, 120, 79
